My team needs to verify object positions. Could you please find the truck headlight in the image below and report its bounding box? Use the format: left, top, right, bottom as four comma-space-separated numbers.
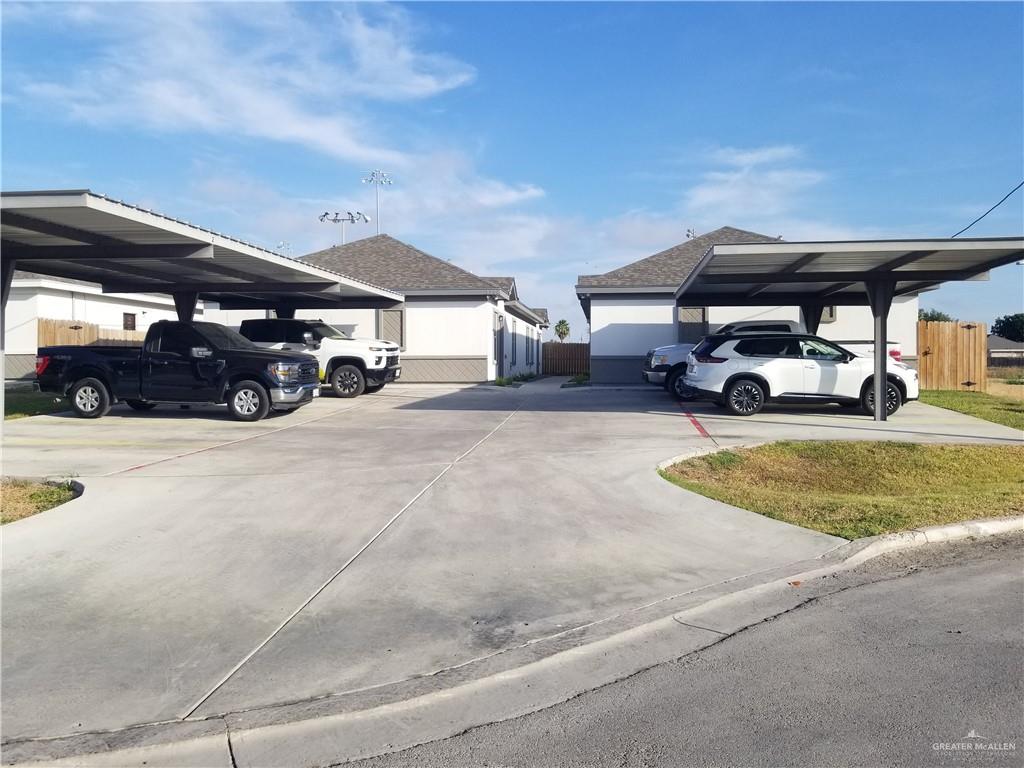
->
652, 355, 668, 366
369, 346, 388, 352
268, 362, 301, 383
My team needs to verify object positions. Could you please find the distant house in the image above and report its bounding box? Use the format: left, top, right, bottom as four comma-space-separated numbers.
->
4, 271, 196, 379
988, 334, 1024, 362
576, 227, 920, 384
209, 235, 548, 382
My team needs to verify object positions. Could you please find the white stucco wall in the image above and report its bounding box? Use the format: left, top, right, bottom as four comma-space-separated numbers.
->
498, 306, 543, 378
405, 300, 493, 356
5, 280, 187, 354
589, 297, 677, 357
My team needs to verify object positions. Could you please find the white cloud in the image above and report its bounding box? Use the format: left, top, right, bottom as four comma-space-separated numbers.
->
11, 3, 476, 167
709, 145, 801, 167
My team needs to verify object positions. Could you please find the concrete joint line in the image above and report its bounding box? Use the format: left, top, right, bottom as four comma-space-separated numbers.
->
181, 406, 522, 720
105, 399, 377, 477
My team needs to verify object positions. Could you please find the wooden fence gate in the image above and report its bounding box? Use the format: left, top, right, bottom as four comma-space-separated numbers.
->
916, 320, 987, 391
542, 341, 589, 376
37, 318, 146, 348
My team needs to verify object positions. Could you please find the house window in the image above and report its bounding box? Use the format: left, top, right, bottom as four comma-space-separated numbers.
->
379, 307, 406, 349
123, 313, 136, 331
511, 320, 517, 365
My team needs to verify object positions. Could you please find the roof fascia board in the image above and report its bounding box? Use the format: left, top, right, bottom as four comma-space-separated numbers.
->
575, 285, 677, 294
709, 238, 1024, 256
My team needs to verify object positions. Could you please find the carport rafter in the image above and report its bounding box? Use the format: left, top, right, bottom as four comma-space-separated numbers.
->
0, 210, 125, 247
3, 243, 215, 261
100, 280, 340, 294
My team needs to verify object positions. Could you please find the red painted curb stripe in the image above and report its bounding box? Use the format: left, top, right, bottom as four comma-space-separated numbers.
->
682, 408, 711, 438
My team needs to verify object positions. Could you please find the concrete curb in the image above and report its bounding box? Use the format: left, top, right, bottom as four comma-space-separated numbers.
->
12, 512, 1021, 768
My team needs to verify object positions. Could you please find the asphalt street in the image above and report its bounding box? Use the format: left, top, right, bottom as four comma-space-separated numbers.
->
358, 533, 1024, 768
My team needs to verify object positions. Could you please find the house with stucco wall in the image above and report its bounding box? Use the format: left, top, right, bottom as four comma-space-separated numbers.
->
576, 227, 920, 384
208, 235, 548, 382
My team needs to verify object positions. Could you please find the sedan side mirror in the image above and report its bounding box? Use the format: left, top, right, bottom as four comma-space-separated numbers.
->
190, 346, 213, 359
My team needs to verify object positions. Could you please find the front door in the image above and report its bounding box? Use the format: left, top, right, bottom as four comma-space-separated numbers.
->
143, 323, 220, 402
800, 338, 863, 398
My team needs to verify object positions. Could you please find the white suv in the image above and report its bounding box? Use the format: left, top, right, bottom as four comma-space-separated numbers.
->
683, 333, 919, 416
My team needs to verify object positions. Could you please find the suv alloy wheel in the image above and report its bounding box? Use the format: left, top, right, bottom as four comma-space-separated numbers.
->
725, 378, 765, 416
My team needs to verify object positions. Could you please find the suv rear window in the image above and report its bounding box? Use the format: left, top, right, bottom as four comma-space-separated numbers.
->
734, 337, 802, 357
692, 337, 724, 357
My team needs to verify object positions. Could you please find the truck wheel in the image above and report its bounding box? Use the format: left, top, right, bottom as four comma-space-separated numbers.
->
667, 368, 695, 401
365, 383, 386, 394
330, 365, 365, 398
861, 380, 901, 417
725, 378, 765, 416
227, 380, 270, 421
125, 400, 157, 411
70, 377, 112, 419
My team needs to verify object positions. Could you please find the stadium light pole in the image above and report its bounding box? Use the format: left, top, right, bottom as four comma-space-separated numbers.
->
362, 170, 392, 234
319, 211, 371, 244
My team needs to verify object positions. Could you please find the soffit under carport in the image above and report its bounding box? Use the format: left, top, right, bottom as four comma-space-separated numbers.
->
675, 237, 1024, 306
1, 190, 404, 310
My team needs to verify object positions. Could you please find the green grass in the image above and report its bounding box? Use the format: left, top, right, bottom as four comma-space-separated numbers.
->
561, 372, 590, 387
920, 390, 1024, 432
660, 441, 1024, 540
4, 390, 66, 420
1, 479, 77, 524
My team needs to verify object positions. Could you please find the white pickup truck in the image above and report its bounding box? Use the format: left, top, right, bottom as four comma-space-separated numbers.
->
642, 319, 903, 398
239, 318, 400, 398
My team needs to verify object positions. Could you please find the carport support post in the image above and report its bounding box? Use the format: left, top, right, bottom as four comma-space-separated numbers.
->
172, 291, 198, 322
865, 280, 895, 422
274, 307, 296, 319
800, 304, 825, 336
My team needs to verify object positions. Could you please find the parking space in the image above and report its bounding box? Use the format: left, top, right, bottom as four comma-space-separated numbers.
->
2, 383, 1019, 746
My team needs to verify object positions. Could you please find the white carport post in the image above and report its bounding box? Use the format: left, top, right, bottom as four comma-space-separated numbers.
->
865, 279, 896, 422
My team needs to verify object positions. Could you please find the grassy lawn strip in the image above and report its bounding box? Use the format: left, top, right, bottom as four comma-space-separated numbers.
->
920, 389, 1024, 432
1, 479, 77, 524
4, 390, 66, 420
661, 441, 1024, 540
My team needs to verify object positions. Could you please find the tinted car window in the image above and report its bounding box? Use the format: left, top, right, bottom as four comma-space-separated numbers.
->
283, 323, 309, 344
157, 324, 207, 357
241, 320, 281, 343
734, 337, 802, 357
195, 323, 258, 350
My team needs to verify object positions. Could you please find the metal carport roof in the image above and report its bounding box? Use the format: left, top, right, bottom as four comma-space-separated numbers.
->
0, 190, 403, 316
675, 236, 1023, 421
675, 237, 1023, 306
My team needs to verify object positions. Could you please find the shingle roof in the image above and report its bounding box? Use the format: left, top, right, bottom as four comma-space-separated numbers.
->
481, 276, 515, 297
988, 334, 1024, 351
532, 308, 549, 325
577, 226, 780, 289
301, 235, 500, 293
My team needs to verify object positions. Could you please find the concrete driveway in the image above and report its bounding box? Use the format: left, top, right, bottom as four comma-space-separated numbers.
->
2, 382, 1018, 750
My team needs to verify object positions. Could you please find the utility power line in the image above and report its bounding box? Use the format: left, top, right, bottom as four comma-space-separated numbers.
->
951, 179, 1024, 238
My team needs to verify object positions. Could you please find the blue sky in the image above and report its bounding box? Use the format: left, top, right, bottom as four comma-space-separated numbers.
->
3, 2, 1022, 338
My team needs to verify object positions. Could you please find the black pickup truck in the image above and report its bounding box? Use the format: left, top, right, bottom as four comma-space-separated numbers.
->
36, 320, 320, 421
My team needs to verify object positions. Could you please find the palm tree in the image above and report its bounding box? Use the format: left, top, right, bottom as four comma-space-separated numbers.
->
554, 319, 570, 342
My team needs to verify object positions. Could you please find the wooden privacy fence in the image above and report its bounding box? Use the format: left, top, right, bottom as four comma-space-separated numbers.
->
543, 341, 589, 375
37, 318, 146, 348
917, 320, 987, 391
